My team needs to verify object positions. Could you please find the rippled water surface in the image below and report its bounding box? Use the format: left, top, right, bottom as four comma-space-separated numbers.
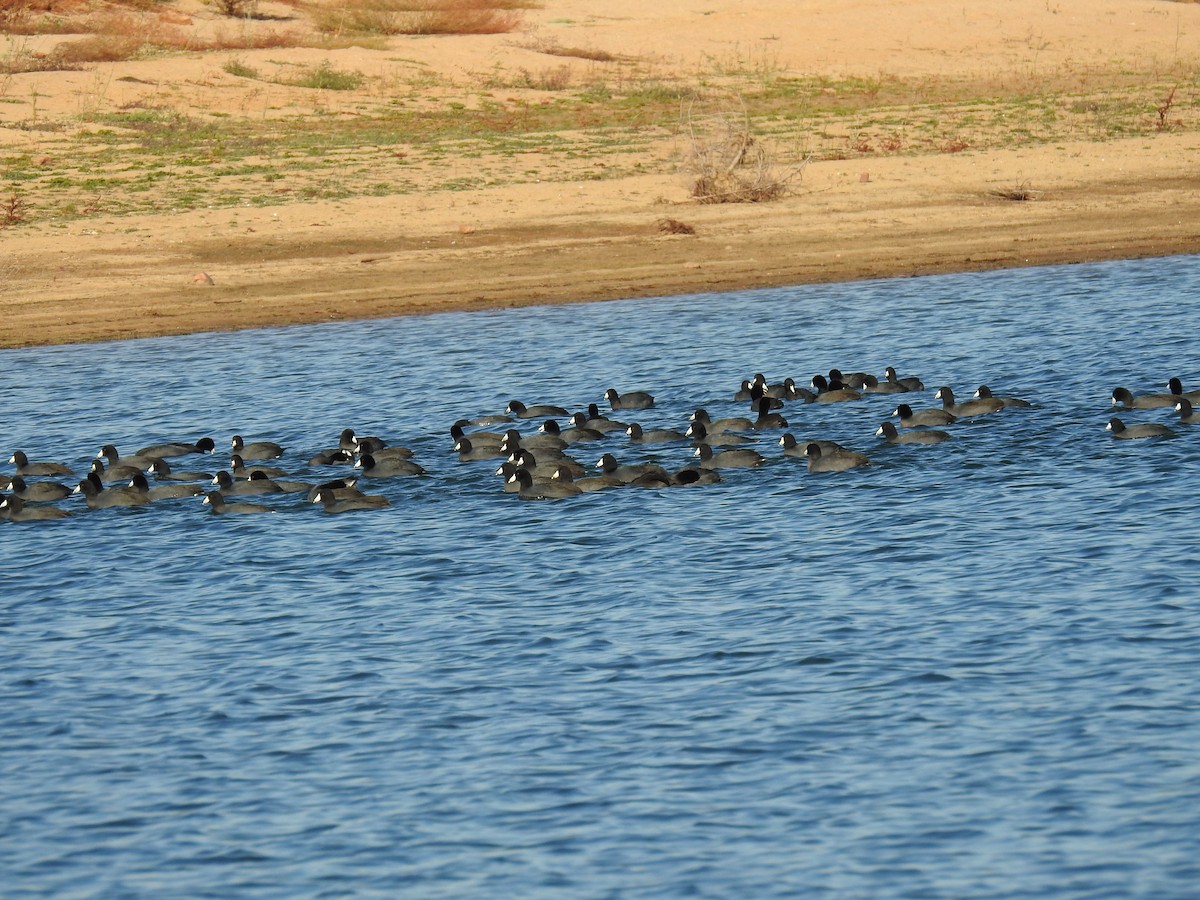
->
4, 256, 1200, 898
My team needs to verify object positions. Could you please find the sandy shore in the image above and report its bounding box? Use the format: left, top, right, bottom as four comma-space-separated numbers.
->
2, 0, 1198, 348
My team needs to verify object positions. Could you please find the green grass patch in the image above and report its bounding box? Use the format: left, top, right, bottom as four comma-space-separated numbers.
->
290, 61, 365, 91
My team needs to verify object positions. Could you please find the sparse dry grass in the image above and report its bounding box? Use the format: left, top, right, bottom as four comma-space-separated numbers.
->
307, 0, 529, 37
0, 0, 1194, 231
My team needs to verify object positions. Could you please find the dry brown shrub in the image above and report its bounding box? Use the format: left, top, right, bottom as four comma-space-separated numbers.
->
0, 46, 81, 73
656, 217, 695, 235
196, 27, 305, 50
214, 0, 257, 17
417, 2, 521, 34
529, 40, 617, 62
308, 0, 523, 36
516, 64, 570, 90
988, 182, 1042, 202
53, 32, 144, 63
1156, 85, 1181, 131
46, 9, 189, 61
1, 193, 31, 228
684, 95, 808, 204
0, 0, 41, 30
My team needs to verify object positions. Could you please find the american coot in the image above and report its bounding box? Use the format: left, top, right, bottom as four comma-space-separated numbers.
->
499, 428, 568, 455
595, 453, 669, 484
694, 443, 765, 469
450, 421, 506, 449
973, 385, 1031, 408
806, 442, 870, 473
1, 494, 71, 521
779, 433, 849, 457
128, 472, 204, 502
670, 467, 722, 486
751, 397, 788, 429
582, 405, 628, 433
604, 388, 655, 411
506, 399, 570, 419
248, 471, 312, 494
135, 437, 215, 459
494, 461, 527, 492
73, 472, 152, 509
746, 382, 784, 409
9, 475, 72, 502
149, 459, 213, 482
454, 437, 503, 462
861, 374, 910, 394
550, 465, 622, 492
541, 419, 605, 444
1175, 398, 1200, 424
312, 487, 390, 513
876, 422, 951, 444
934, 386, 1004, 417
305, 478, 366, 503
766, 377, 815, 402
507, 467, 582, 499
504, 449, 583, 479
626, 422, 688, 443
212, 470, 284, 496
96, 444, 158, 470
355, 453, 426, 478
828, 368, 870, 390
338, 428, 386, 453
1167, 377, 1200, 402
10, 450, 73, 478
307, 448, 355, 467
893, 403, 957, 428
1106, 417, 1175, 439
230, 435, 285, 460
90, 458, 143, 485
686, 421, 752, 446
230, 455, 287, 480
733, 379, 757, 402
203, 491, 275, 515
883, 367, 924, 391
810, 375, 862, 403
689, 408, 754, 433
1110, 386, 1175, 410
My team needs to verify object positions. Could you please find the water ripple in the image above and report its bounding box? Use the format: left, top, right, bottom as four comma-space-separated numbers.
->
4, 256, 1200, 897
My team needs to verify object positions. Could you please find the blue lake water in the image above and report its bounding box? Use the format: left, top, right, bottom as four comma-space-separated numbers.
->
3, 255, 1200, 898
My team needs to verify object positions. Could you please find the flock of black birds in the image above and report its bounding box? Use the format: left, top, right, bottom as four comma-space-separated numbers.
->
3, 371, 1193, 520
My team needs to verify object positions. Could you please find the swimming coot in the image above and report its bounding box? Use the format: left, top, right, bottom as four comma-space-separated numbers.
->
311, 487, 390, 513
973, 385, 1031, 408
876, 422, 951, 444
805, 442, 870, 473
203, 491, 276, 515
604, 388, 655, 411
1106, 417, 1175, 439
10, 450, 73, 478
893, 403, 957, 428
229, 435, 285, 460
934, 386, 1004, 417
506, 399, 570, 419
0, 494, 71, 521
